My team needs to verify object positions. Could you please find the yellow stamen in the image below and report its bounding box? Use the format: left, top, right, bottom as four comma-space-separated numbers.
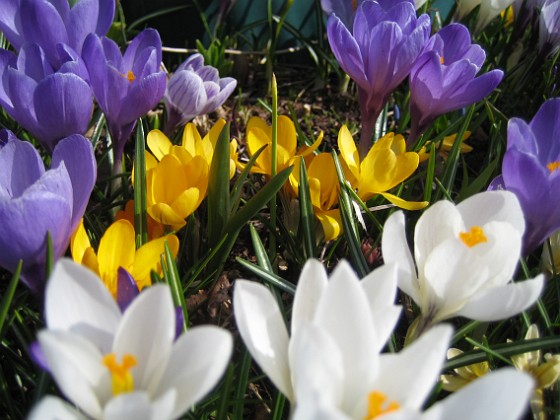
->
459, 226, 488, 248
547, 161, 560, 172
352, 0, 358, 11
440, 56, 444, 65
102, 353, 137, 396
364, 391, 400, 419
123, 70, 136, 82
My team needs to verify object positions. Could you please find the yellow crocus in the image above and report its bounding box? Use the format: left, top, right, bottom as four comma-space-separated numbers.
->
290, 153, 342, 241
145, 145, 209, 231
245, 115, 323, 176
71, 219, 179, 296
147, 119, 239, 179
338, 125, 427, 210
417, 132, 473, 162
115, 200, 165, 240
441, 348, 490, 392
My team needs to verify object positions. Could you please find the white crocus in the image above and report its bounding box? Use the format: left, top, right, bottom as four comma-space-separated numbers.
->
233, 259, 402, 405
455, 0, 515, 32
28, 259, 233, 419
382, 191, 544, 328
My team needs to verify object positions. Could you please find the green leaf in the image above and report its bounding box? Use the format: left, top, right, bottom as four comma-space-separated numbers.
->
161, 242, 188, 332
230, 144, 267, 215
0, 260, 21, 337
134, 119, 148, 248
235, 257, 296, 295
457, 158, 498, 202
298, 158, 316, 259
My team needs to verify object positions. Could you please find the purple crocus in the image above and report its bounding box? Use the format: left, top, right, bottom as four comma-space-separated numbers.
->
327, 0, 431, 157
82, 29, 166, 170
0, 0, 115, 67
409, 23, 503, 144
489, 98, 560, 254
539, 0, 560, 58
0, 43, 93, 152
0, 130, 96, 293
164, 53, 237, 135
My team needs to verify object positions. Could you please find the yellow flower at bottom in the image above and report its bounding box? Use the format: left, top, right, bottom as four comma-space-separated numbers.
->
441, 348, 490, 392
338, 126, 427, 210
71, 219, 179, 296
417, 132, 473, 163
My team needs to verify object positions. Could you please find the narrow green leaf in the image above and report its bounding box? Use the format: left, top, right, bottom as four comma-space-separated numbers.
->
423, 144, 436, 203
134, 119, 148, 247
230, 144, 267, 215
298, 158, 316, 259
45, 231, 54, 280
271, 392, 287, 420
162, 242, 188, 332
269, 73, 279, 263
235, 257, 296, 294
0, 260, 21, 336
216, 363, 234, 420
233, 350, 253, 420
250, 224, 273, 272
457, 158, 498, 202
208, 122, 231, 247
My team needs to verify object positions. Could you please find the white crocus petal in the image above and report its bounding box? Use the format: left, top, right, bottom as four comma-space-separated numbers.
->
455, 0, 481, 20
38, 331, 107, 419
423, 368, 533, 420
361, 263, 402, 350
455, 275, 544, 321
289, 324, 345, 410
233, 280, 293, 401
476, 0, 515, 33
457, 190, 525, 236
382, 211, 420, 303
293, 398, 350, 420
313, 261, 378, 413
103, 391, 174, 420
414, 201, 463, 276
45, 259, 121, 353
291, 259, 328, 337
375, 324, 453, 412
156, 325, 233, 418
28, 396, 87, 420
113, 285, 175, 392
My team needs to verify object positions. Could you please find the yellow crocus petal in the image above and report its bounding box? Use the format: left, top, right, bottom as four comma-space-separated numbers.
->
181, 122, 203, 157
148, 202, 187, 230
170, 144, 196, 167
316, 209, 343, 241
308, 177, 323, 211
297, 131, 324, 158
97, 220, 136, 296
170, 188, 202, 221
151, 154, 189, 204
277, 115, 297, 155
70, 219, 92, 263
375, 132, 406, 154
338, 125, 361, 183
131, 235, 179, 290
379, 192, 428, 211
206, 118, 227, 149
229, 139, 240, 179
82, 247, 100, 275
147, 130, 173, 161
247, 116, 270, 134
308, 153, 339, 210
360, 149, 419, 197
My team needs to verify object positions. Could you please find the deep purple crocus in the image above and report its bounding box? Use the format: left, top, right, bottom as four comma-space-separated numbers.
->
164, 53, 237, 135
0, 130, 96, 293
321, 0, 420, 29
0, 43, 93, 152
409, 23, 503, 144
82, 29, 166, 169
327, 0, 431, 157
0, 0, 115, 67
489, 98, 560, 254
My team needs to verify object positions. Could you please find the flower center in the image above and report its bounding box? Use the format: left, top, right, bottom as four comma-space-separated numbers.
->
440, 56, 444, 65
123, 70, 136, 82
102, 353, 137, 396
547, 161, 560, 172
364, 390, 400, 419
459, 226, 487, 248
352, 0, 358, 11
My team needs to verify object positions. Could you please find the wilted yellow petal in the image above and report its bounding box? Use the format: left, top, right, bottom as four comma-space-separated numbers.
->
297, 131, 324, 158
147, 130, 173, 161
380, 192, 428, 211
131, 235, 180, 290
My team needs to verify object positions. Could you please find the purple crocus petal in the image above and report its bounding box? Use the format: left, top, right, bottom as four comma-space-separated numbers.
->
95, 0, 116, 36
123, 29, 162, 71
33, 73, 93, 151
56, 44, 90, 82
5, 67, 38, 131
176, 53, 203, 72
16, 43, 52, 82
51, 135, 96, 232
447, 69, 503, 109
131, 47, 161, 80
528, 98, 560, 163
175, 307, 184, 340
0, 132, 45, 199
66, 0, 115, 53
29, 341, 50, 372
118, 71, 166, 124
0, 0, 24, 50
321, 0, 358, 29
488, 175, 505, 191
20, 0, 70, 64
439, 23, 486, 67
539, 0, 560, 57
116, 267, 140, 312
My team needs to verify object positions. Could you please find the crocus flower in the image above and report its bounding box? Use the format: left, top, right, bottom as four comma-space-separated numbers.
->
454, 0, 515, 33
441, 348, 490, 391
382, 190, 544, 334
164, 54, 237, 134
0, 130, 96, 293
234, 259, 402, 405
289, 153, 343, 241
409, 23, 503, 144
147, 119, 239, 180
71, 219, 179, 296
539, 0, 560, 57
28, 259, 233, 419
338, 125, 428, 210
417, 132, 473, 162
327, 0, 431, 156
489, 98, 560, 253
82, 29, 166, 169
0, 0, 115, 67
0, 43, 93, 152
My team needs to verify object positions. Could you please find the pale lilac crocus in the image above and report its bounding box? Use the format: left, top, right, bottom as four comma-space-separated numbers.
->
82, 29, 166, 170
409, 23, 503, 144
0, 0, 115, 68
327, 0, 431, 157
0, 130, 96, 293
489, 98, 560, 253
539, 0, 560, 57
0, 43, 93, 152
164, 53, 237, 135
